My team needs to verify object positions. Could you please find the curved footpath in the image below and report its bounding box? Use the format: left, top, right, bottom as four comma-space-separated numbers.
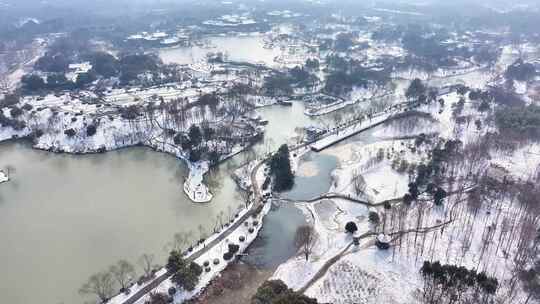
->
293, 185, 477, 295
297, 232, 377, 294
118, 104, 439, 304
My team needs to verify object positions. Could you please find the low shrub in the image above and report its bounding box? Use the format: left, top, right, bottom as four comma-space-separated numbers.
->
223, 252, 233, 261
228, 244, 240, 254
239, 236, 245, 242
22, 103, 33, 111
168, 287, 176, 296
345, 221, 358, 234
10, 106, 23, 118
64, 128, 76, 137
368, 211, 380, 224
86, 125, 97, 136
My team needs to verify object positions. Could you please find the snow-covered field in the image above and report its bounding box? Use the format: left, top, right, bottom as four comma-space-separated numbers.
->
272, 88, 540, 303
0, 170, 8, 183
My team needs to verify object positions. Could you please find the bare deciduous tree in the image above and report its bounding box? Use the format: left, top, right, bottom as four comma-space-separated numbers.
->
295, 225, 316, 261
79, 271, 115, 302
352, 169, 367, 197
110, 260, 136, 291
168, 231, 193, 253
138, 253, 156, 277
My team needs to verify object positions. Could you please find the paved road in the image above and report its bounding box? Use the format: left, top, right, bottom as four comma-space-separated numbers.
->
121, 160, 268, 304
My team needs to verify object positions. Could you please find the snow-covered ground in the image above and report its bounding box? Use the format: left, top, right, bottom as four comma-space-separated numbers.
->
184, 161, 213, 203
310, 105, 403, 151
304, 85, 391, 117
128, 202, 271, 304
272, 87, 538, 303
272, 200, 368, 290
0, 170, 8, 183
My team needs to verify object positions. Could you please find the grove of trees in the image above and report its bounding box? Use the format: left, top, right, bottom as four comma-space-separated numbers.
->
420, 261, 498, 304
252, 280, 318, 304
269, 144, 294, 192
166, 250, 202, 292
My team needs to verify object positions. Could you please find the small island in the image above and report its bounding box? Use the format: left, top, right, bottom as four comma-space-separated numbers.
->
0, 170, 8, 184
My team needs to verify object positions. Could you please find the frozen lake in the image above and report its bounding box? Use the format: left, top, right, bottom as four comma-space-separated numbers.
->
159, 35, 282, 67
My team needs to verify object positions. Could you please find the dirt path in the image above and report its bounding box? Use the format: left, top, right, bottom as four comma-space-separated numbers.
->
297, 232, 377, 294
193, 262, 273, 304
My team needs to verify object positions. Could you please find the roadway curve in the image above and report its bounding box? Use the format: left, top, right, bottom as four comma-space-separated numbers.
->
121, 160, 268, 304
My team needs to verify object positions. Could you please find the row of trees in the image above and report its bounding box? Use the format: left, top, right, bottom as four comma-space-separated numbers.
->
495, 104, 540, 141
420, 261, 498, 304
79, 256, 158, 302
79, 254, 157, 302
21, 73, 95, 92
324, 55, 390, 97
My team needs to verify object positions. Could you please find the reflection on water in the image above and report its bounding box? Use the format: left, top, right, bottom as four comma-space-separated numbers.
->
243, 201, 306, 268
0, 141, 242, 304
254, 101, 317, 153
282, 152, 339, 201
0, 99, 360, 304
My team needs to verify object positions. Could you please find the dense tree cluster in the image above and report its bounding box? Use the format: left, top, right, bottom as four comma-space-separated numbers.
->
505, 59, 537, 82
403, 139, 459, 205
263, 73, 294, 96
26, 51, 164, 93
166, 250, 202, 292
0, 110, 26, 130
35, 53, 70, 73
305, 58, 319, 70
420, 261, 498, 304
269, 144, 294, 192
289, 66, 317, 87
145, 292, 172, 304
495, 104, 540, 140
345, 221, 358, 234
406, 78, 427, 101
520, 265, 540, 303
252, 280, 318, 304
324, 71, 368, 96
323, 55, 390, 96
334, 32, 355, 52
